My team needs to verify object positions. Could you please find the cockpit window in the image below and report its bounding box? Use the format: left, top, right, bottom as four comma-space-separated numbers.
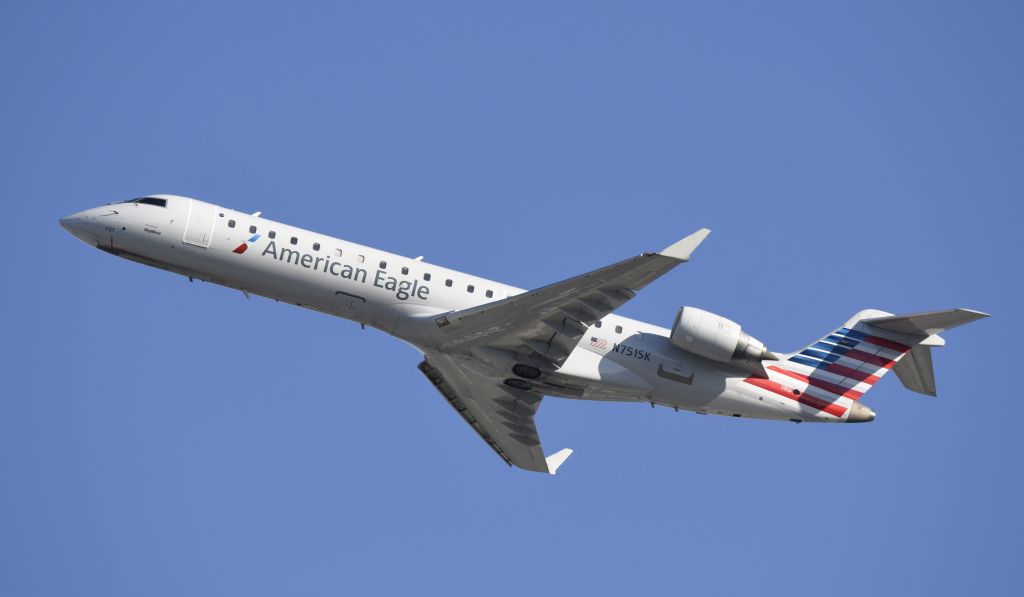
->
112, 197, 168, 207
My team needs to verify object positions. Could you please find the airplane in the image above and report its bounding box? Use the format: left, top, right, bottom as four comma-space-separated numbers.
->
60, 195, 989, 474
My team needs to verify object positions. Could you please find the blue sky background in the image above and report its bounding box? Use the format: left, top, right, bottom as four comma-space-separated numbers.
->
2, 2, 1021, 595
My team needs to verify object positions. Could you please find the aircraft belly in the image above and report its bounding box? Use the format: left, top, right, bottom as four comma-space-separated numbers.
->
555, 348, 653, 400
697, 378, 847, 422
699, 386, 798, 420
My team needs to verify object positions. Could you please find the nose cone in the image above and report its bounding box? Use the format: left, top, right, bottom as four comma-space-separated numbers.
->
60, 209, 99, 245
59, 213, 79, 232
847, 402, 876, 423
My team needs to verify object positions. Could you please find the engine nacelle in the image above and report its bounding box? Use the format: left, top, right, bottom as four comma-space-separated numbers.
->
670, 306, 775, 364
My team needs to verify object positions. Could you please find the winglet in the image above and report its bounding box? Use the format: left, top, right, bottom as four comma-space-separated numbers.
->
660, 228, 711, 261
545, 448, 573, 475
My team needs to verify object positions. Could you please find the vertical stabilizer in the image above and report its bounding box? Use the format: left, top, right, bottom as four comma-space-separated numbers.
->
774, 310, 914, 412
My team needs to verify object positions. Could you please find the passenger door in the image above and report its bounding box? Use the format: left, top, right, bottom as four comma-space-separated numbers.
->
183, 200, 217, 248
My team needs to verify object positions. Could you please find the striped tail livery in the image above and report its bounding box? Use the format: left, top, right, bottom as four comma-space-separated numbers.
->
752, 308, 989, 422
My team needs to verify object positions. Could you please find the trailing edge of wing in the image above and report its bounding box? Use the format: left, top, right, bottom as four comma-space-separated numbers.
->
660, 228, 711, 261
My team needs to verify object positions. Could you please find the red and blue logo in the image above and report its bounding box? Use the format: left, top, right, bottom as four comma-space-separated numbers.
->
232, 234, 261, 254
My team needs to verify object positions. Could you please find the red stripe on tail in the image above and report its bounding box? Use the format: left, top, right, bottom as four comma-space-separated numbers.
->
843, 349, 896, 369
823, 362, 882, 385
767, 366, 863, 400
863, 334, 911, 353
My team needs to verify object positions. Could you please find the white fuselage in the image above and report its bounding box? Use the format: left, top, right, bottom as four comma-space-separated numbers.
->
60, 195, 848, 424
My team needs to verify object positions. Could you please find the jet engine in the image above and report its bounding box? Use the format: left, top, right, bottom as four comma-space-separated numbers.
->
670, 307, 776, 366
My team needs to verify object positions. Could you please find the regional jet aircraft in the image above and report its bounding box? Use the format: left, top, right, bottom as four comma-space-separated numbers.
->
60, 195, 988, 474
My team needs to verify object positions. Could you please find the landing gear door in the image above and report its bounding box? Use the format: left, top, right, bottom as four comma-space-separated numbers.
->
183, 200, 217, 248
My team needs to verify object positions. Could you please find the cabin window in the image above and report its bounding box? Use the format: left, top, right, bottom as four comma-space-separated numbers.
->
423, 273, 431, 281
615, 325, 623, 334
228, 220, 236, 228
379, 260, 387, 269
595, 321, 602, 328
486, 290, 493, 298
401, 267, 409, 275
313, 242, 320, 251
467, 285, 475, 293
269, 231, 276, 239
249, 225, 257, 234
445, 279, 453, 287
357, 255, 365, 263
290, 237, 298, 245
335, 248, 343, 257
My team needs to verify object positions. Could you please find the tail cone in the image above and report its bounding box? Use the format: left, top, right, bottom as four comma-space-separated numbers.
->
847, 402, 876, 423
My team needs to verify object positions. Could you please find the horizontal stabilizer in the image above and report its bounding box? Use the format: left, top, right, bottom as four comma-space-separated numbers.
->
660, 228, 711, 261
893, 346, 937, 397
545, 448, 573, 475
862, 308, 988, 397
863, 308, 989, 336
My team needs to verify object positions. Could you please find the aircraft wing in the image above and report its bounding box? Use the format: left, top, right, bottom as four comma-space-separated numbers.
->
433, 229, 710, 366
418, 354, 572, 474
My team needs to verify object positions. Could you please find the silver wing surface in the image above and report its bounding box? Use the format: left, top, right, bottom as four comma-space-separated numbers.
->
417, 230, 710, 473
432, 229, 710, 366
418, 353, 565, 473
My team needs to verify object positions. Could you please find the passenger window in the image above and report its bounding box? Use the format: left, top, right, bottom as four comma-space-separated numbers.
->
379, 261, 387, 269
424, 273, 431, 281
486, 290, 493, 298
445, 279, 453, 287
249, 225, 257, 234
313, 242, 320, 251
335, 248, 343, 257
357, 255, 365, 263
290, 237, 298, 245
269, 231, 276, 239
228, 220, 236, 228
401, 267, 409, 275
595, 321, 602, 328
615, 325, 623, 334
467, 285, 475, 293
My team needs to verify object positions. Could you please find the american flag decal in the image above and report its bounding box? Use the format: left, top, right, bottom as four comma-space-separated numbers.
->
590, 336, 608, 349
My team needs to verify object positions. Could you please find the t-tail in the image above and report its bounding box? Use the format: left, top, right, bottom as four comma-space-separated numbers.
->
770, 308, 989, 423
